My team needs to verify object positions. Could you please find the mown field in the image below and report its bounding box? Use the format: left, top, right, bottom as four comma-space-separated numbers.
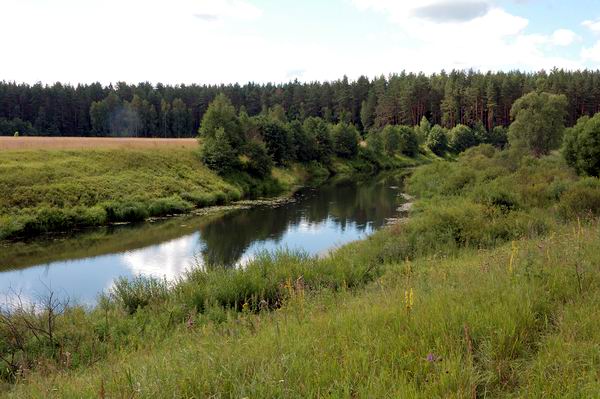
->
0, 136, 198, 151
2, 145, 600, 397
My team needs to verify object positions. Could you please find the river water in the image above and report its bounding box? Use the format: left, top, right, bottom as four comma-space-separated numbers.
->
0, 174, 404, 306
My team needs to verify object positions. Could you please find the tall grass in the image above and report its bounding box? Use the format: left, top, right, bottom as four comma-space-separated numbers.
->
7, 220, 600, 398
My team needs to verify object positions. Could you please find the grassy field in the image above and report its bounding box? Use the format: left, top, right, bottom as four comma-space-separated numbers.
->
0, 147, 317, 241
2, 145, 600, 397
0, 141, 418, 241
0, 148, 244, 240
0, 136, 197, 151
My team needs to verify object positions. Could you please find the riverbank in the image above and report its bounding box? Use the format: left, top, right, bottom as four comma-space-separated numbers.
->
4, 145, 599, 396
8, 221, 600, 397
0, 147, 422, 241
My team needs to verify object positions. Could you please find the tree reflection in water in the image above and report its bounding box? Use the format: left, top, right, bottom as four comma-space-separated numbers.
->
197, 174, 401, 267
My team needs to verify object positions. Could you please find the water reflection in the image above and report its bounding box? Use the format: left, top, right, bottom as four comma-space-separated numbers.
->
0, 174, 402, 305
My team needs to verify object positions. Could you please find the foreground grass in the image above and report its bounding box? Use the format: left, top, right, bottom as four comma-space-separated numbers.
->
7, 221, 600, 398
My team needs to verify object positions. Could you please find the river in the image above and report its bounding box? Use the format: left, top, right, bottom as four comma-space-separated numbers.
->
0, 174, 404, 306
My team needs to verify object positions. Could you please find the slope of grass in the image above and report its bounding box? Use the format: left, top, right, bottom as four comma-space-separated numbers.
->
0, 149, 239, 239
0, 147, 408, 241
0, 148, 334, 240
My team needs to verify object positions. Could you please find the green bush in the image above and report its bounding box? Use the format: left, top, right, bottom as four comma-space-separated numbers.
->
563, 113, 600, 177
259, 118, 294, 166
397, 125, 419, 157
243, 140, 273, 178
200, 128, 238, 174
382, 125, 401, 155
332, 122, 360, 158
559, 177, 600, 218
426, 124, 449, 156
509, 91, 567, 157
449, 124, 479, 153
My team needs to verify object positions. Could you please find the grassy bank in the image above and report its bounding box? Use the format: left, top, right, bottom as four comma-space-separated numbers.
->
3, 145, 600, 396
0, 147, 411, 241
8, 222, 600, 398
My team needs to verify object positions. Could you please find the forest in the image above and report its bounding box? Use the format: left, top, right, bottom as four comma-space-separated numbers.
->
2, 69, 600, 137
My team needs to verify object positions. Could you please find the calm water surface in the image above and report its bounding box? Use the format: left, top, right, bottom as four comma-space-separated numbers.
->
0, 174, 403, 305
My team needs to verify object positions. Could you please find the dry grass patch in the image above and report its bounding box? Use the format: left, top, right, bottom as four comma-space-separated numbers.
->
0, 137, 197, 151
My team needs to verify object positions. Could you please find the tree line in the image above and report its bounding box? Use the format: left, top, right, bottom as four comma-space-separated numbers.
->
3, 69, 600, 137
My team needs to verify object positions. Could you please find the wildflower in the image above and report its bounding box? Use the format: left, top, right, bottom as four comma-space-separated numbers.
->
186, 314, 195, 329
426, 353, 441, 363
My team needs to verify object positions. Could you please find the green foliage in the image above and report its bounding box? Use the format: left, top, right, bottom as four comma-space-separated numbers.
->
4, 70, 600, 139
382, 125, 401, 155
170, 98, 193, 138
0, 117, 36, 136
558, 177, 600, 218
488, 125, 509, 148
426, 124, 448, 155
304, 117, 334, 164
104, 201, 149, 222
7, 134, 600, 397
509, 91, 567, 157
147, 196, 194, 216
199, 93, 244, 149
332, 122, 360, 158
449, 124, 479, 153
562, 113, 600, 176
259, 118, 294, 166
9, 150, 600, 396
397, 125, 419, 156
366, 130, 384, 154
360, 92, 377, 131
242, 140, 273, 178
414, 116, 431, 143
200, 128, 238, 174
289, 119, 318, 162
266, 104, 287, 123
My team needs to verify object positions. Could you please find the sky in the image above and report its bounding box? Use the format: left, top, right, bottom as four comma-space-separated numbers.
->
1, 0, 600, 85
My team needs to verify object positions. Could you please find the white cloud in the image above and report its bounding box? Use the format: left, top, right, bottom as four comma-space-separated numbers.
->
0, 0, 266, 84
350, 0, 582, 73
121, 233, 199, 281
550, 29, 579, 46
191, 0, 262, 21
0, 0, 588, 85
582, 41, 600, 63
583, 18, 600, 33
